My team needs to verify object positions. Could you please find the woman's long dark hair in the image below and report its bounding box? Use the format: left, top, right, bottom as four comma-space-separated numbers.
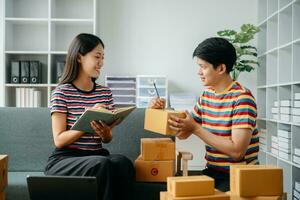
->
59, 33, 104, 84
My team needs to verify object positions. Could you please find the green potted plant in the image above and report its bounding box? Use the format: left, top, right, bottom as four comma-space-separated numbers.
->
217, 24, 260, 80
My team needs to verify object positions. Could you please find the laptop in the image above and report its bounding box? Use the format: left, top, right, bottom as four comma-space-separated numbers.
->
26, 175, 98, 200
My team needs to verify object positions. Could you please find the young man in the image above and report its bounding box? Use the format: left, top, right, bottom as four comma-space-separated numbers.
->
149, 37, 259, 192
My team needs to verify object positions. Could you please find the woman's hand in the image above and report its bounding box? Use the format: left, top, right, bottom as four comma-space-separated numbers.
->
90, 120, 112, 143
168, 111, 199, 139
149, 98, 166, 109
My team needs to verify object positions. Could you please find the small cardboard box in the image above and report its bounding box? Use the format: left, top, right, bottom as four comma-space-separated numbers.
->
135, 155, 174, 182
230, 165, 283, 197
160, 190, 230, 200
0, 192, 5, 200
228, 192, 287, 200
167, 176, 214, 197
141, 138, 175, 161
0, 155, 8, 193
144, 109, 186, 135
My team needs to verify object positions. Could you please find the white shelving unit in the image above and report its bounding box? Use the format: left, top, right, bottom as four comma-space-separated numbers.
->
257, 0, 300, 199
105, 75, 168, 108
0, 0, 97, 107
136, 75, 168, 108
105, 76, 137, 107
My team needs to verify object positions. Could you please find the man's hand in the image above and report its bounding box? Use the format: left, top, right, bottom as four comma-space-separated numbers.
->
168, 110, 199, 139
149, 98, 166, 109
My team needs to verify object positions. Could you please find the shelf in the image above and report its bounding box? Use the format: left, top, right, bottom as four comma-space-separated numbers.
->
267, 14, 278, 51
268, 0, 278, 17
5, 51, 48, 54
257, 1, 300, 197
5, 0, 48, 18
50, 19, 94, 23
2, 0, 96, 107
51, 22, 94, 51
50, 51, 67, 55
5, 54, 48, 85
294, 1, 300, 40
5, 18, 48, 22
5, 84, 50, 87
293, 42, 300, 82
258, 0, 267, 23
266, 51, 278, 85
5, 21, 48, 51
279, 5, 293, 46
51, 0, 94, 19
278, 46, 292, 84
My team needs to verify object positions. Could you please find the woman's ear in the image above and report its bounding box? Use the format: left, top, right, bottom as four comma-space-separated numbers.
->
77, 54, 82, 63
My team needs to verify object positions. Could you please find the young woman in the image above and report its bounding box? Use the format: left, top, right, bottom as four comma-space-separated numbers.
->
45, 33, 134, 200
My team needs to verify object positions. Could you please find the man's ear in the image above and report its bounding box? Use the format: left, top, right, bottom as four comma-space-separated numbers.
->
217, 64, 227, 74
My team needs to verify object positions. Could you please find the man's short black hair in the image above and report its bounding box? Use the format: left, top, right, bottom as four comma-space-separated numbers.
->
193, 37, 237, 73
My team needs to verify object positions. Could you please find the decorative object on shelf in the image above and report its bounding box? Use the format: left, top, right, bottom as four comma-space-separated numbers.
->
217, 24, 260, 80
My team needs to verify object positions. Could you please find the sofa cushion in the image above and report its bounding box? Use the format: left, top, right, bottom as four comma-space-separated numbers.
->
0, 108, 54, 172
7, 172, 44, 200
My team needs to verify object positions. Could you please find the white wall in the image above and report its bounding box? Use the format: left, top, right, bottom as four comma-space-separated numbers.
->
96, 0, 257, 97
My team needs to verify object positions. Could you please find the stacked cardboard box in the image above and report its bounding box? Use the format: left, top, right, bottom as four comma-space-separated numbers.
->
292, 93, 300, 124
271, 135, 279, 156
259, 129, 267, 152
0, 155, 8, 200
293, 181, 300, 200
144, 109, 186, 135
230, 165, 285, 200
280, 100, 291, 122
277, 129, 291, 160
135, 138, 175, 182
160, 176, 229, 200
293, 147, 300, 165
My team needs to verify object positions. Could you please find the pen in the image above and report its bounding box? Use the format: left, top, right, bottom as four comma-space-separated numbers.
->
153, 82, 160, 98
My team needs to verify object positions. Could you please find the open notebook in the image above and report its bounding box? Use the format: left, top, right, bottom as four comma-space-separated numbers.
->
71, 106, 136, 134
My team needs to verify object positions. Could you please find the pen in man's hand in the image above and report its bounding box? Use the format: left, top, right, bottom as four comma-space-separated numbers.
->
153, 82, 160, 98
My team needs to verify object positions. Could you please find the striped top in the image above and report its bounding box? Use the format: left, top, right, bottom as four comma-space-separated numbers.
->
192, 81, 259, 172
50, 82, 115, 150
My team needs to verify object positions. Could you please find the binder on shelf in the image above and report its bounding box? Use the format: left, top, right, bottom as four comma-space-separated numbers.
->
30, 61, 41, 84
11, 61, 20, 83
56, 61, 65, 83
20, 61, 30, 84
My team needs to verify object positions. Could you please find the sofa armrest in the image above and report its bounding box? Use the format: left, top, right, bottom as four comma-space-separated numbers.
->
176, 150, 193, 176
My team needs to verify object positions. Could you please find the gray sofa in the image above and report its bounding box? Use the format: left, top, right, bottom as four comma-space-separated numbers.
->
0, 107, 172, 200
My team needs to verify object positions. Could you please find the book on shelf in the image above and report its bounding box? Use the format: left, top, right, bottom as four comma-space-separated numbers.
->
71, 106, 136, 134
15, 88, 42, 107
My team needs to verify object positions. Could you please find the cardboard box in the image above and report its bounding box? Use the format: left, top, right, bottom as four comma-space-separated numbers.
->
295, 101, 300, 108
0, 155, 8, 193
167, 176, 214, 197
141, 138, 175, 161
280, 100, 291, 107
135, 155, 174, 182
230, 165, 283, 197
292, 108, 300, 116
280, 114, 290, 122
228, 192, 287, 200
277, 130, 291, 139
294, 148, 300, 157
293, 115, 300, 123
280, 107, 291, 114
144, 109, 186, 135
161, 190, 230, 200
0, 192, 5, 200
